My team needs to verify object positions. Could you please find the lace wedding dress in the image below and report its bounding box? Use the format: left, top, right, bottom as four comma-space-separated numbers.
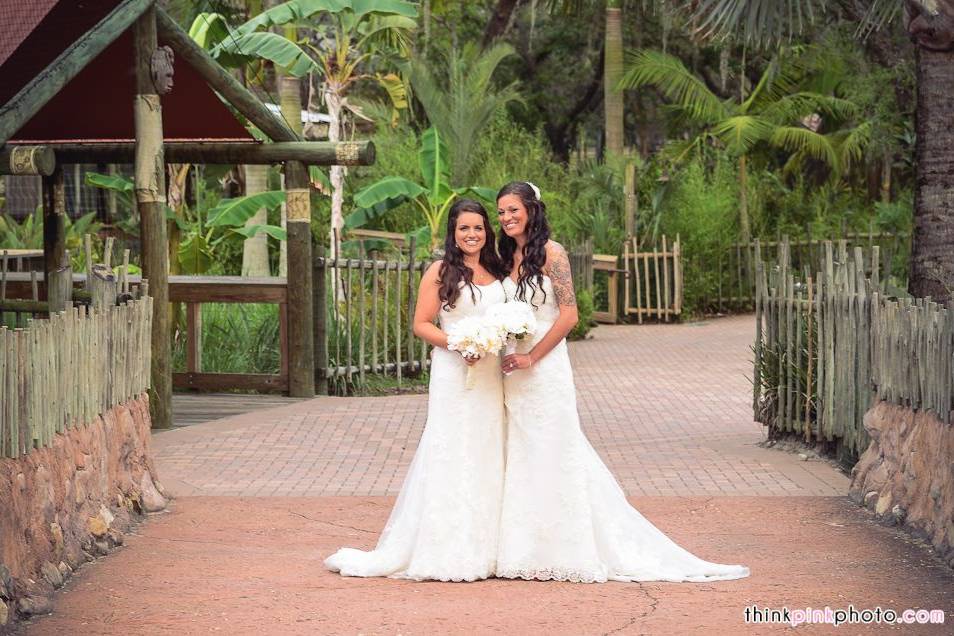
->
325, 281, 507, 581
498, 276, 750, 583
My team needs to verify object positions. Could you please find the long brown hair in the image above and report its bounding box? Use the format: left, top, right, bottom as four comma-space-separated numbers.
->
438, 199, 504, 310
497, 181, 551, 306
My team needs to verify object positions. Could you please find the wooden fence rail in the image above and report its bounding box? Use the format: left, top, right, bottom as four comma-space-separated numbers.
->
0, 295, 153, 459
754, 238, 952, 464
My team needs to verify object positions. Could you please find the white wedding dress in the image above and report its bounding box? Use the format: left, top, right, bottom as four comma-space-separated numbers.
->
325, 280, 507, 581
497, 276, 750, 583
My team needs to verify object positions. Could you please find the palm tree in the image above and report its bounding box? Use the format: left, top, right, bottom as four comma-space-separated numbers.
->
547, 0, 626, 156
603, 0, 625, 155
407, 41, 522, 185
620, 49, 855, 241
688, 0, 954, 301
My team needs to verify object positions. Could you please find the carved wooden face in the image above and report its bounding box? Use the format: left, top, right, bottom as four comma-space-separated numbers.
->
151, 46, 175, 95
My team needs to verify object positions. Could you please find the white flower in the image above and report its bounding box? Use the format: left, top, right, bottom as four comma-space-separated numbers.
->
446, 316, 505, 359
485, 301, 538, 340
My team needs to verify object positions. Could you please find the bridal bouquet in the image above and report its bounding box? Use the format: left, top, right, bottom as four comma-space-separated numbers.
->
486, 301, 538, 375
446, 316, 506, 389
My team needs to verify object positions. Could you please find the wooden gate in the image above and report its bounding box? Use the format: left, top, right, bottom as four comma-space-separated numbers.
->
623, 234, 682, 323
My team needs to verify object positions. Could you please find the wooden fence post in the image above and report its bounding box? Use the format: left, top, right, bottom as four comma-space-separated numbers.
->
42, 166, 66, 280
133, 7, 172, 429
313, 244, 329, 394
284, 160, 315, 397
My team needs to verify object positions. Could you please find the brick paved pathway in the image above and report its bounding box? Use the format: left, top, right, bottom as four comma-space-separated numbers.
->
24, 315, 954, 636
154, 315, 848, 498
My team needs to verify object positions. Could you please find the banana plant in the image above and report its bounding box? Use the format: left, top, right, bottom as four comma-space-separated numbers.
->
87, 173, 286, 275
345, 127, 496, 251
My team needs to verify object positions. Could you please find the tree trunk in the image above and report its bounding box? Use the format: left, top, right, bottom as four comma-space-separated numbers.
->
241, 164, 271, 276
482, 0, 522, 49
739, 154, 751, 243
908, 1, 954, 302
326, 86, 345, 263
909, 45, 954, 302
603, 1, 624, 157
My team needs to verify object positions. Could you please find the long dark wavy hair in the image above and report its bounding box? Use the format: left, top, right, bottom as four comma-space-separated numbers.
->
438, 199, 503, 310
497, 181, 551, 306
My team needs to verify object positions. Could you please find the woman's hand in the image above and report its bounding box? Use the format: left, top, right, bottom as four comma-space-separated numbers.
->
460, 352, 480, 366
502, 353, 532, 373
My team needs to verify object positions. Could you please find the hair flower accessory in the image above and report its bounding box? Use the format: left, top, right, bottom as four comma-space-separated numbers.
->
525, 181, 541, 200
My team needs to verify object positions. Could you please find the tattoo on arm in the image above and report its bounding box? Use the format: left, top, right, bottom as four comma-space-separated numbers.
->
547, 244, 577, 306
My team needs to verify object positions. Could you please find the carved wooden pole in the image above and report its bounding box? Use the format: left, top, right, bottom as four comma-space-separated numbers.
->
284, 160, 315, 397
134, 7, 172, 428
42, 165, 66, 280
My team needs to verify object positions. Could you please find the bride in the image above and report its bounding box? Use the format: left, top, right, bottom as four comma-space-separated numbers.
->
325, 199, 507, 581
495, 181, 750, 583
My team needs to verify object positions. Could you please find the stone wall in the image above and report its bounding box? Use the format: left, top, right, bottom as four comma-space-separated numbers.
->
0, 394, 167, 632
850, 400, 954, 568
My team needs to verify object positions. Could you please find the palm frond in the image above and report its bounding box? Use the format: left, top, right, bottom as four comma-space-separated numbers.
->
833, 121, 873, 171
620, 49, 728, 125
711, 115, 775, 155
770, 125, 839, 171
688, 0, 828, 47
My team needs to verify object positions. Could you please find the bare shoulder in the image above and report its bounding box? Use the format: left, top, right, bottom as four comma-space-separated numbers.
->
424, 259, 443, 282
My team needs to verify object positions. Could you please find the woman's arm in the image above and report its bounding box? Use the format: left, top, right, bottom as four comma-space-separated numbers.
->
504, 242, 579, 371
413, 261, 450, 349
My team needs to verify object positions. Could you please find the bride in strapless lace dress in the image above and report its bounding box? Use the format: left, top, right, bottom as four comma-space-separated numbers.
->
325, 199, 507, 582
495, 182, 750, 583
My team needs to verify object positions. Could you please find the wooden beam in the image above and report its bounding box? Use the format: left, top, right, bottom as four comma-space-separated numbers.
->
284, 160, 315, 397
173, 372, 288, 393
1, 146, 56, 175
0, 0, 153, 145
155, 8, 298, 143
42, 167, 67, 279
135, 7, 173, 430
44, 140, 375, 165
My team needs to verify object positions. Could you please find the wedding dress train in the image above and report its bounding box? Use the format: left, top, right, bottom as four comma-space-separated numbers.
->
325, 281, 507, 581
497, 276, 750, 583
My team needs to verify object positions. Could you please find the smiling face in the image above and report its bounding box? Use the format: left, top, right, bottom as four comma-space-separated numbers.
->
455, 211, 487, 257
497, 194, 528, 239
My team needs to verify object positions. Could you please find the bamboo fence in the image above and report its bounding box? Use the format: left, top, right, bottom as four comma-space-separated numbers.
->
706, 230, 908, 312
0, 296, 153, 459
754, 238, 952, 462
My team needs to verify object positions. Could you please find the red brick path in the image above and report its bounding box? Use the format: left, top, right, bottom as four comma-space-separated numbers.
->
153, 315, 847, 498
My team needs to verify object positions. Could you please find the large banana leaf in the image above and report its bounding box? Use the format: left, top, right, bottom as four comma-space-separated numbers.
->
420, 127, 452, 206
213, 31, 317, 77
237, 0, 417, 36
207, 191, 286, 228
348, 177, 426, 229
187, 12, 246, 67
453, 186, 497, 202
178, 233, 214, 275
85, 172, 133, 208
231, 224, 288, 241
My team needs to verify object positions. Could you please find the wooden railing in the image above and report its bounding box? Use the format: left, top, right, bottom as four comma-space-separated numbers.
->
170, 276, 289, 393
753, 238, 952, 464
622, 234, 682, 323
0, 295, 152, 458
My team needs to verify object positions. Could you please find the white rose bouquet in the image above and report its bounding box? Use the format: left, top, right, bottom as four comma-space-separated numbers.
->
446, 316, 506, 389
486, 301, 538, 375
